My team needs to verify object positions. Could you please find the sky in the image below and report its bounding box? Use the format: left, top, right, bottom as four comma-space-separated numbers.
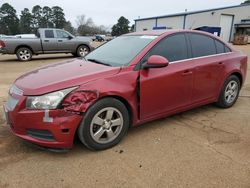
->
0, 0, 245, 28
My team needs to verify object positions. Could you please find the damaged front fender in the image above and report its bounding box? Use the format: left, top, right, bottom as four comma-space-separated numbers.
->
62, 90, 99, 113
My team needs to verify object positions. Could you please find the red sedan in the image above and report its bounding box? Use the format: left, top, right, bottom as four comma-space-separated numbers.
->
4, 30, 248, 151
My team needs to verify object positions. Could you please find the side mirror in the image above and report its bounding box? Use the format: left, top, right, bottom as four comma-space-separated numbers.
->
68, 35, 73, 40
143, 55, 169, 69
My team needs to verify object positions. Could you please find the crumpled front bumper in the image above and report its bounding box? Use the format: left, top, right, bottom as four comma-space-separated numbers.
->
4, 94, 83, 149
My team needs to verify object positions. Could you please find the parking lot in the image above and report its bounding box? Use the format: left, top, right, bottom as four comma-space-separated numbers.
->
0, 45, 250, 188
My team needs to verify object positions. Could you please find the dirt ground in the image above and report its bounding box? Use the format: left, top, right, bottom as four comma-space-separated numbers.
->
0, 45, 250, 188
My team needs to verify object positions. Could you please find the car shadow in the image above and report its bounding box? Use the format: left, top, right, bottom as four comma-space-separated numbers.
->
9, 103, 217, 157
44, 104, 218, 155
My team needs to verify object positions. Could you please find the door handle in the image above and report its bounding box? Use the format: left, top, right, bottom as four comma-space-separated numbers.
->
58, 40, 63, 42
182, 70, 193, 76
218, 62, 224, 65
44, 40, 49, 42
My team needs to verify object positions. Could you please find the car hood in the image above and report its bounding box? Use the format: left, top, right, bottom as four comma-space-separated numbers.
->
14, 59, 121, 95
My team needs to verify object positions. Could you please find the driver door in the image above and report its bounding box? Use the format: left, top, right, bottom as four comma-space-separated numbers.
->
139, 33, 195, 120
55, 30, 75, 52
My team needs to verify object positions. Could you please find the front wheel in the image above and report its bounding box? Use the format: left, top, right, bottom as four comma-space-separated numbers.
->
77, 98, 130, 150
16, 47, 33, 61
216, 75, 240, 108
76, 45, 90, 57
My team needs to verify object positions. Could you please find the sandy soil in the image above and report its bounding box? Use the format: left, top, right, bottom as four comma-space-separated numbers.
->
0, 45, 250, 188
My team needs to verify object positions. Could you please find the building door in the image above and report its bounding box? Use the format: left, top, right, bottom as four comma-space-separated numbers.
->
220, 15, 234, 42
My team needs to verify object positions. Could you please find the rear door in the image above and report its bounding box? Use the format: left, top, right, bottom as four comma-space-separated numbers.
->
42, 29, 58, 52
188, 33, 225, 103
139, 33, 195, 119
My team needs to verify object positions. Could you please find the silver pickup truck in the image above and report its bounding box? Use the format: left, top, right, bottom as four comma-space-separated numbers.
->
0, 28, 94, 61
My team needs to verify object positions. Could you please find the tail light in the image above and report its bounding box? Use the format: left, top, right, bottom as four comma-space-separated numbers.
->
0, 40, 5, 48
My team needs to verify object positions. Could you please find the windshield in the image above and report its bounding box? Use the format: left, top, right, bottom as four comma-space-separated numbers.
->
85, 35, 157, 67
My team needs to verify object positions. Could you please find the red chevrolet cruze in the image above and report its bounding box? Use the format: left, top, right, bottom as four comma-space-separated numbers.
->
4, 30, 248, 151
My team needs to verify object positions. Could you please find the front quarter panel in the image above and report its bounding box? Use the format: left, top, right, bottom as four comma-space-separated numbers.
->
63, 66, 139, 125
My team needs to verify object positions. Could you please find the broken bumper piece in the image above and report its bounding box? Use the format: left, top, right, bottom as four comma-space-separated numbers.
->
4, 90, 99, 149
5, 103, 83, 149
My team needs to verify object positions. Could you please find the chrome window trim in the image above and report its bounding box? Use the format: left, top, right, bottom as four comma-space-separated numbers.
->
169, 52, 234, 65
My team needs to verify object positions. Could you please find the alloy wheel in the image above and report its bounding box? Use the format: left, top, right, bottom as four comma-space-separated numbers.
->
90, 107, 124, 144
78, 46, 89, 56
19, 50, 31, 61
225, 80, 238, 104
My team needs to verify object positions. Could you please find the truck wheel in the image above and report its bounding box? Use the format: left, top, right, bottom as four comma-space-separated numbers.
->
76, 45, 90, 57
77, 98, 130, 150
16, 47, 33, 61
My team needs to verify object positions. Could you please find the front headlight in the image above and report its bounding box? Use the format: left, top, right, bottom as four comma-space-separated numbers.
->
26, 87, 78, 110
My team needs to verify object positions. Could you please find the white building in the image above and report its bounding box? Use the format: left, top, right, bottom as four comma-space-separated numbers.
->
135, 4, 250, 42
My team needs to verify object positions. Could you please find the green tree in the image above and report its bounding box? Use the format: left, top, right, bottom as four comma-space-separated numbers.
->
19, 8, 33, 33
41, 6, 53, 28
64, 21, 75, 34
111, 16, 130, 36
0, 3, 19, 34
32, 5, 42, 29
52, 6, 66, 28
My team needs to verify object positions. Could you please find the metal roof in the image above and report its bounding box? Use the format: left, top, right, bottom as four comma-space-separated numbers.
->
135, 4, 250, 21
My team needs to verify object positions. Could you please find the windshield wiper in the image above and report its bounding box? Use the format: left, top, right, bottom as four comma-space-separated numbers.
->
87, 58, 112, 66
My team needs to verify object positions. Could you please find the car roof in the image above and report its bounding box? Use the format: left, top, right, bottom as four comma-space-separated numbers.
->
125, 29, 216, 36
124, 29, 233, 51
125, 30, 169, 36
125, 29, 225, 41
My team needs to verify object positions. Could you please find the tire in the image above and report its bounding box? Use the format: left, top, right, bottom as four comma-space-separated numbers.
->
216, 75, 241, 108
77, 98, 130, 150
16, 47, 33, 61
76, 45, 90, 57
72, 53, 78, 57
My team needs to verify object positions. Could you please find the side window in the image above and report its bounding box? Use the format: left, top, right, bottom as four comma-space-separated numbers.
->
215, 39, 225, 54
56, 30, 70, 38
189, 33, 216, 58
45, 30, 54, 38
145, 34, 189, 62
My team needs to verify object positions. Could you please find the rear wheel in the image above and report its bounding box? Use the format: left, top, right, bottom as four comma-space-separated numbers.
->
16, 47, 33, 61
77, 98, 130, 150
216, 75, 240, 108
76, 45, 90, 57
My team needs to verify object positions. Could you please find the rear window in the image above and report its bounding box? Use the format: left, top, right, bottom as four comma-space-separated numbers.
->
215, 40, 225, 54
45, 30, 54, 38
225, 46, 231, 53
189, 33, 216, 58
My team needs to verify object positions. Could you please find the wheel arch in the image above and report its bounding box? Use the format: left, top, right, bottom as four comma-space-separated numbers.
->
76, 44, 90, 52
230, 72, 243, 88
97, 95, 133, 127
15, 45, 34, 54
216, 70, 243, 102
